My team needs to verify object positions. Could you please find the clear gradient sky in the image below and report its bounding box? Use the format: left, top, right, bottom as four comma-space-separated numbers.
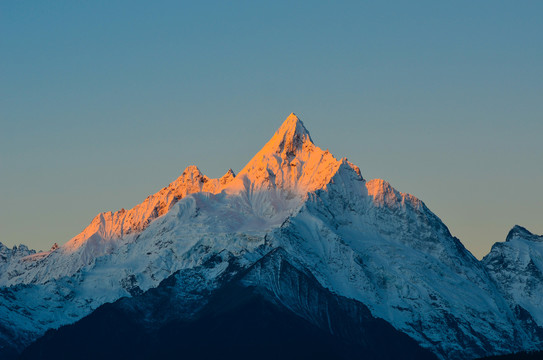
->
1, 1, 542, 259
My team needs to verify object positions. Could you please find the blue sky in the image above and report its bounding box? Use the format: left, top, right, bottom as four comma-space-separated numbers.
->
1, 1, 542, 258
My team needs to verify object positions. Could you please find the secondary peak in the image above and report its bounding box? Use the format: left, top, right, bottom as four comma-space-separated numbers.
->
506, 225, 542, 242
181, 165, 203, 177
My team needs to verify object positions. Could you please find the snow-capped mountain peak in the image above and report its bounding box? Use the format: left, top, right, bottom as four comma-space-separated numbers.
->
484, 226, 543, 334
2, 113, 543, 360
264, 112, 313, 155
220, 168, 236, 185
238, 112, 314, 165
506, 225, 543, 242
232, 113, 360, 198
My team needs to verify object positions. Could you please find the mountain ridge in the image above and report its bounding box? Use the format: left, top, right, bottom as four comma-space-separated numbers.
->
0, 113, 542, 359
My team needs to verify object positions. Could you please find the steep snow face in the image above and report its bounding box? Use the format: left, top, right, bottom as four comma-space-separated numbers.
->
484, 226, 543, 327
267, 166, 539, 359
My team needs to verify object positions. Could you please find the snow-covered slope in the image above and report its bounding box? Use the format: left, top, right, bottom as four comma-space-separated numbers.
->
20, 248, 437, 360
267, 166, 540, 358
64, 165, 235, 252
0, 113, 542, 359
0, 166, 235, 287
484, 226, 543, 328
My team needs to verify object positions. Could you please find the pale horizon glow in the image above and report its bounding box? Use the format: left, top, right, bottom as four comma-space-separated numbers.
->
1, 1, 542, 259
